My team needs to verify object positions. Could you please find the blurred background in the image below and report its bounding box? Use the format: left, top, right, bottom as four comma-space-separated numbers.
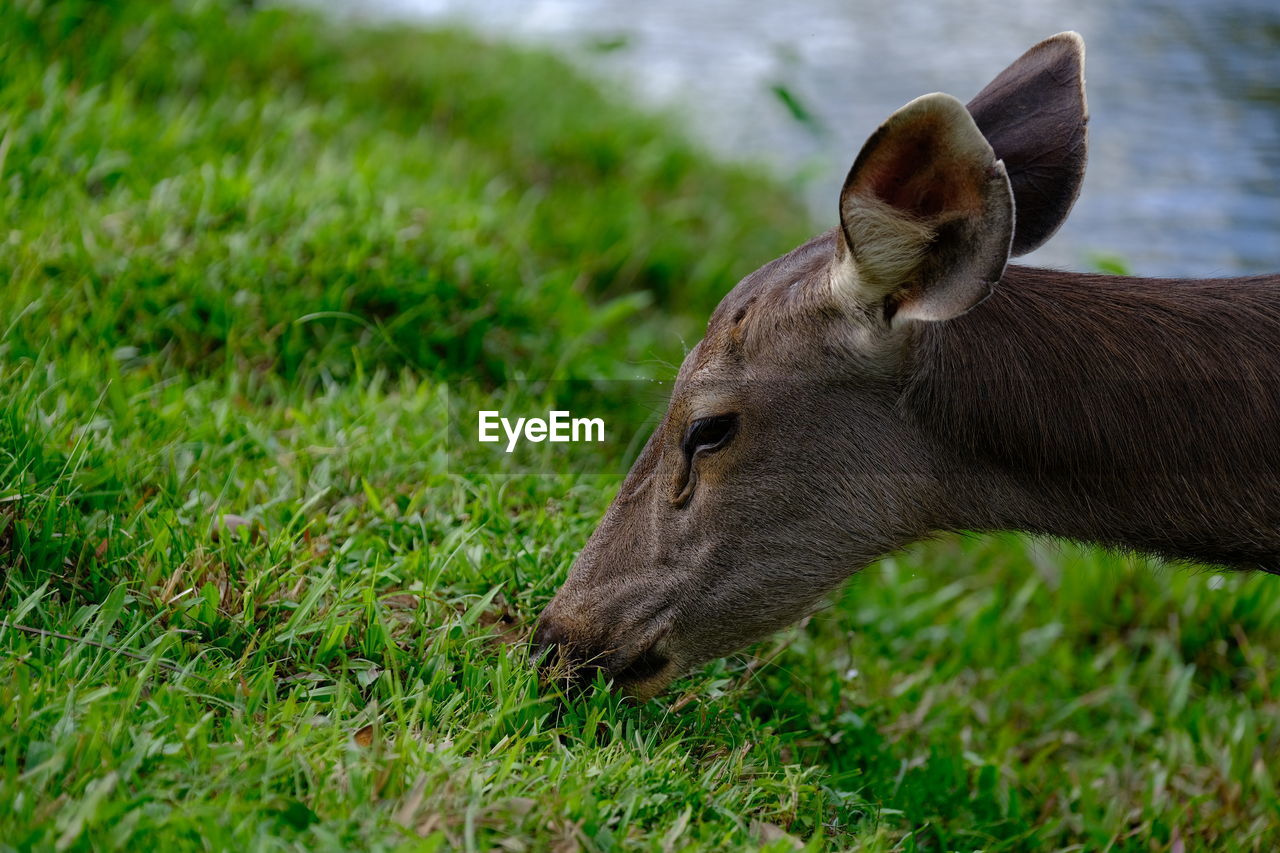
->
308, 0, 1280, 276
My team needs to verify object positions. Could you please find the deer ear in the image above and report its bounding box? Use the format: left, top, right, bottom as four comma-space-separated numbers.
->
967, 31, 1088, 257
836, 92, 1014, 324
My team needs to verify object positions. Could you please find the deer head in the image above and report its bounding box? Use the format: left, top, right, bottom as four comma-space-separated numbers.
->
533, 33, 1089, 698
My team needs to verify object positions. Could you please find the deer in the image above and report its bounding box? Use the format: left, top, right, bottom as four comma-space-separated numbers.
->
531, 32, 1280, 700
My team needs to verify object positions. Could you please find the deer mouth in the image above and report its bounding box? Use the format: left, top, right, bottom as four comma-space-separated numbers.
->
601, 601, 677, 684
532, 600, 680, 697
612, 645, 671, 685
613, 651, 680, 701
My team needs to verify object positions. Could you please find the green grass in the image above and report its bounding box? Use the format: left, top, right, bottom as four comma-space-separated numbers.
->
3, 1, 1280, 850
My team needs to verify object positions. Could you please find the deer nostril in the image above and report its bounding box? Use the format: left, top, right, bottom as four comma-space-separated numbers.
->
530, 617, 568, 668
531, 615, 607, 689
531, 613, 670, 695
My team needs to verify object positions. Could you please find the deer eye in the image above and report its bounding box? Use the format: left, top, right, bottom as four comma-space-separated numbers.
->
682, 414, 739, 458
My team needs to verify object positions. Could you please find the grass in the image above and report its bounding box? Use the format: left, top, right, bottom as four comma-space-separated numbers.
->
2, 1, 1279, 850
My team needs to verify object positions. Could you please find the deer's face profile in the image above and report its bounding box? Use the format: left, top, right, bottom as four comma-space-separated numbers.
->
534, 33, 1089, 698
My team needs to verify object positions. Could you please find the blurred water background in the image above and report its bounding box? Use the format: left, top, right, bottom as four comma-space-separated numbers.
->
304, 0, 1279, 276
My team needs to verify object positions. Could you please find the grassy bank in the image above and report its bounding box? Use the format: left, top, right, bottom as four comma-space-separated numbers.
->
3, 1, 1280, 849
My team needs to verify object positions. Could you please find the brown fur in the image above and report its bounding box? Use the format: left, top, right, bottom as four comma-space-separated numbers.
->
908, 266, 1280, 570
532, 32, 1279, 699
